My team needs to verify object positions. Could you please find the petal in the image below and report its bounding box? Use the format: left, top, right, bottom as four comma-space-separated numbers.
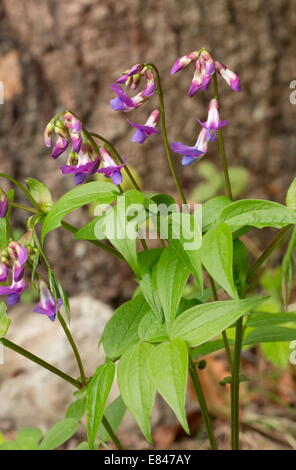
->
182, 155, 198, 166
111, 170, 122, 186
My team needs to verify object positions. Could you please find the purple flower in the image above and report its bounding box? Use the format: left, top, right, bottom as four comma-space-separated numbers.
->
110, 66, 157, 112
98, 148, 125, 185
0, 278, 26, 306
215, 61, 241, 92
60, 146, 100, 185
0, 194, 8, 218
188, 50, 215, 97
170, 51, 200, 74
8, 241, 28, 282
51, 136, 69, 159
198, 98, 228, 141
33, 281, 62, 321
171, 127, 208, 166
127, 109, 160, 144
43, 120, 54, 148
64, 111, 83, 153
0, 263, 9, 282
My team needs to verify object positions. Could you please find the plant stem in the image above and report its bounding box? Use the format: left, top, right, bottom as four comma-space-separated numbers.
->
0, 173, 41, 211
90, 132, 141, 191
1, 338, 81, 388
146, 64, 187, 205
57, 312, 87, 386
212, 73, 233, 201
101, 416, 123, 450
11, 202, 38, 213
247, 224, 292, 281
0, 338, 123, 450
189, 356, 218, 450
230, 316, 243, 450
208, 275, 232, 367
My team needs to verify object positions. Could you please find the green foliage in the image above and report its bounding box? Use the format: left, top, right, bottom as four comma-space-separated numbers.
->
41, 182, 119, 241
0, 302, 10, 338
102, 293, 151, 360
39, 419, 78, 450
201, 223, 238, 300
25, 178, 53, 212
86, 361, 115, 449
97, 396, 126, 443
118, 343, 155, 441
148, 338, 189, 433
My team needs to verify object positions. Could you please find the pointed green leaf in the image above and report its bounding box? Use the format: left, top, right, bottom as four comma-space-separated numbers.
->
25, 178, 53, 212
39, 418, 78, 450
202, 195, 231, 232
86, 361, 115, 449
41, 182, 119, 241
201, 223, 238, 300
156, 245, 190, 327
218, 199, 296, 231
102, 293, 151, 360
118, 343, 156, 441
148, 338, 189, 433
171, 297, 267, 347
244, 326, 296, 344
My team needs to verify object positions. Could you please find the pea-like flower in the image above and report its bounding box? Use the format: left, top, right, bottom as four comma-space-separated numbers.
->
60, 146, 100, 185
0, 278, 26, 306
0, 194, 8, 218
8, 241, 28, 282
171, 48, 241, 96
110, 65, 157, 112
171, 127, 208, 166
198, 98, 228, 140
127, 109, 160, 144
0, 263, 9, 282
64, 112, 83, 153
44, 112, 84, 160
33, 281, 62, 322
98, 148, 125, 185
215, 61, 241, 92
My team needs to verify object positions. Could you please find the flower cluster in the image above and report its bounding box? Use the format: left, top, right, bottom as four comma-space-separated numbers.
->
44, 111, 124, 185
170, 48, 241, 166
0, 241, 28, 305
110, 64, 157, 112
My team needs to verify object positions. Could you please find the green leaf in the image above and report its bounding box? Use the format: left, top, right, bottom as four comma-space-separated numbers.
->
0, 441, 20, 450
148, 338, 189, 433
138, 312, 168, 343
202, 195, 231, 233
246, 312, 296, 327
25, 178, 53, 212
171, 297, 266, 347
86, 361, 115, 449
118, 343, 156, 441
75, 441, 89, 450
138, 250, 164, 321
65, 399, 86, 421
39, 418, 78, 450
233, 239, 249, 298
286, 176, 296, 211
218, 199, 296, 231
281, 226, 296, 307
0, 302, 10, 338
102, 293, 151, 360
16, 427, 43, 450
98, 396, 126, 443
41, 182, 119, 241
191, 338, 234, 359
201, 223, 238, 300
244, 326, 296, 344
156, 245, 190, 328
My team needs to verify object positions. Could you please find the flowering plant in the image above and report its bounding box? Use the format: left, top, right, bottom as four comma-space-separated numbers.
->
1, 48, 296, 451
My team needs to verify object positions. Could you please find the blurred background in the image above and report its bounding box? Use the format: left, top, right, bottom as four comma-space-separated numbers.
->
1, 0, 296, 449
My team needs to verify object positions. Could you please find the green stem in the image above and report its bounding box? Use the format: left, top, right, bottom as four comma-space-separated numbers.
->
212, 73, 233, 201
11, 202, 38, 213
189, 356, 218, 450
247, 225, 292, 281
1, 338, 81, 388
0, 173, 41, 210
57, 312, 87, 386
90, 132, 141, 191
208, 275, 232, 367
101, 416, 123, 450
0, 338, 123, 450
146, 64, 187, 205
230, 317, 244, 450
